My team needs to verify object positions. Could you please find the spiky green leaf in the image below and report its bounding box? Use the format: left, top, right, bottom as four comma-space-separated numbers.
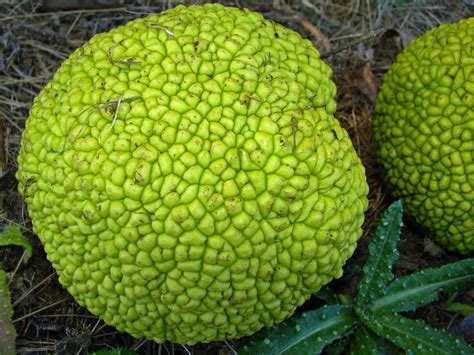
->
445, 302, 474, 316
0, 225, 32, 264
350, 326, 390, 355
0, 270, 16, 355
355, 201, 402, 308
238, 305, 357, 355
371, 258, 474, 312
359, 311, 473, 354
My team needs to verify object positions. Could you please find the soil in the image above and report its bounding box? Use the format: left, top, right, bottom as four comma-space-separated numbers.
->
0, 1, 472, 354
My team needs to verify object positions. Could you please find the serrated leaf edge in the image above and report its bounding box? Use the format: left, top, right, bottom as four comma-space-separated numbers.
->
355, 201, 402, 307
0, 225, 32, 264
239, 305, 357, 354
282, 306, 356, 354
362, 312, 473, 354
372, 258, 474, 312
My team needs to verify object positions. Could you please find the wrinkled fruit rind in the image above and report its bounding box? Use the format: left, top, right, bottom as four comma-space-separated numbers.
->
17, 4, 368, 344
373, 18, 473, 253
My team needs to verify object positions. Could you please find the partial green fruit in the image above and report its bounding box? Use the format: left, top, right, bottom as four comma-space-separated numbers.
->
373, 18, 473, 253
17, 3, 368, 344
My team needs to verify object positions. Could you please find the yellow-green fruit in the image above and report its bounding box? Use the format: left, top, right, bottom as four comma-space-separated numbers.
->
373, 18, 473, 253
17, 4, 368, 344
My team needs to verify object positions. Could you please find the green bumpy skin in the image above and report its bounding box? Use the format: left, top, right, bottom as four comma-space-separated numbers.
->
17, 4, 368, 344
373, 18, 473, 253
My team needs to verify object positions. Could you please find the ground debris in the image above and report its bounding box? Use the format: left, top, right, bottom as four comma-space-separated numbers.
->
1, 0, 471, 352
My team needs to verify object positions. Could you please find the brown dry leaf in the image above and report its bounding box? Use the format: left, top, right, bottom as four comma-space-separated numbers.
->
357, 42, 375, 61
342, 55, 379, 103
381, 28, 417, 50
358, 63, 378, 103
396, 28, 417, 48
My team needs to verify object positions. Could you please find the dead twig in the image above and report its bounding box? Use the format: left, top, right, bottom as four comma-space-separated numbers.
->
0, 7, 128, 21
13, 297, 70, 324
321, 28, 385, 59
13, 273, 56, 307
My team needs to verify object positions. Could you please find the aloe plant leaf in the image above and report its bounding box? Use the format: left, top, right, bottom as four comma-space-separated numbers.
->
371, 258, 474, 313
350, 326, 390, 355
355, 201, 403, 308
359, 311, 473, 354
0, 225, 32, 264
0, 270, 16, 355
238, 305, 357, 354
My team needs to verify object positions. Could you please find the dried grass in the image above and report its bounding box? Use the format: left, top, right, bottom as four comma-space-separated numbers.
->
0, 0, 472, 353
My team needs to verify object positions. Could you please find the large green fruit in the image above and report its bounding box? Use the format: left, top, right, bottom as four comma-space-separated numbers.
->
17, 4, 368, 344
373, 18, 473, 253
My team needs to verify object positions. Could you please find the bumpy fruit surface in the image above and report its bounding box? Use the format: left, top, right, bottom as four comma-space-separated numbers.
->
373, 18, 473, 253
17, 4, 368, 344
